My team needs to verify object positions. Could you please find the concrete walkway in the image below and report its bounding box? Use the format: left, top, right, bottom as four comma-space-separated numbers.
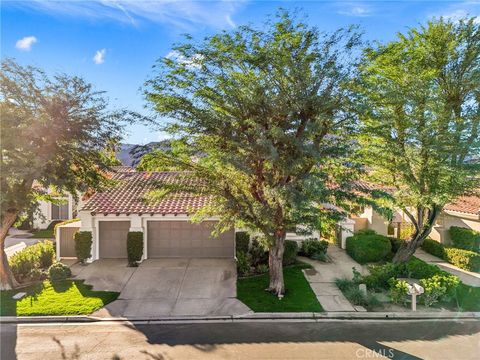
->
301, 246, 369, 312
415, 249, 480, 287
4, 228, 39, 258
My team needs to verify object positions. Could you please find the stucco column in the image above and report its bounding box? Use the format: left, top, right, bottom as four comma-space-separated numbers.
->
338, 218, 355, 249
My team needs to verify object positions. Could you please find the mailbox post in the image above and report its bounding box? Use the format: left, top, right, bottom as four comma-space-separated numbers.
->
407, 283, 424, 311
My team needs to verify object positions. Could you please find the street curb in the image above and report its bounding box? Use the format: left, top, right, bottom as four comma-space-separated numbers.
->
1, 311, 479, 324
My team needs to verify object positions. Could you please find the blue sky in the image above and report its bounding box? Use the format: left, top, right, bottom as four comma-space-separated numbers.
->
2, 1, 479, 144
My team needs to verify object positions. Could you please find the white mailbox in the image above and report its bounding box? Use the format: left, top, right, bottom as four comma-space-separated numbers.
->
407, 283, 424, 311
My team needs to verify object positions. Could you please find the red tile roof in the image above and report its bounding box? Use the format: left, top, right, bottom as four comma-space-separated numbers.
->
81, 171, 210, 215
444, 195, 480, 215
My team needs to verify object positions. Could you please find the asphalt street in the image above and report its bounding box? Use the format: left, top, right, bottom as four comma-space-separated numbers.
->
1, 319, 479, 360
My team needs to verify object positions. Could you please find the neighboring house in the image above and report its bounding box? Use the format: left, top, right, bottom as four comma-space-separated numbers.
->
58, 168, 318, 260
33, 194, 77, 229
349, 195, 480, 245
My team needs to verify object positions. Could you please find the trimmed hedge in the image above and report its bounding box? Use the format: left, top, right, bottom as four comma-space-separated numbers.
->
444, 248, 480, 272
74, 231, 92, 263
235, 232, 250, 254
48, 262, 72, 281
283, 240, 298, 266
127, 232, 144, 267
449, 226, 480, 253
346, 230, 392, 264
421, 239, 445, 258
300, 239, 329, 259
422, 238, 480, 272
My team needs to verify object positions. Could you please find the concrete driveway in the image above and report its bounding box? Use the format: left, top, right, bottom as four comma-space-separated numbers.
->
75, 258, 251, 318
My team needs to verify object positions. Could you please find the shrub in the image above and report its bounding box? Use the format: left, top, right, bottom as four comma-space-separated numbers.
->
256, 264, 269, 274
283, 240, 298, 265
404, 257, 443, 279
48, 262, 72, 281
236, 251, 250, 276
74, 231, 92, 263
420, 274, 460, 307
449, 226, 480, 253
421, 239, 445, 259
9, 241, 55, 281
390, 238, 406, 254
335, 278, 381, 309
235, 232, 250, 254
443, 248, 480, 272
300, 239, 329, 258
9, 249, 36, 280
127, 232, 143, 267
346, 232, 391, 264
47, 220, 64, 230
389, 279, 409, 305
249, 238, 268, 267
36, 240, 55, 269
364, 263, 400, 290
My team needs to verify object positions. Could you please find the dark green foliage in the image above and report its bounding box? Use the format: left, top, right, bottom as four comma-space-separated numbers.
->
249, 238, 268, 267
390, 238, 406, 254
74, 231, 92, 263
443, 247, 480, 272
449, 226, 480, 253
404, 257, 444, 279
300, 239, 329, 259
283, 240, 298, 266
9, 241, 55, 281
363, 263, 400, 290
127, 232, 143, 267
346, 231, 392, 264
235, 232, 250, 254
421, 238, 480, 272
47, 220, 64, 230
421, 238, 446, 258
48, 262, 72, 281
334, 278, 381, 310
236, 251, 251, 277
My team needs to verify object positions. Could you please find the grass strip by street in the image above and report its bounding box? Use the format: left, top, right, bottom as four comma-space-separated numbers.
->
237, 262, 323, 312
1, 280, 119, 316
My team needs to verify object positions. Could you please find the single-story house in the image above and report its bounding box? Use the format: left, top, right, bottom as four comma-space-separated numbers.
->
58, 168, 318, 261
350, 195, 480, 245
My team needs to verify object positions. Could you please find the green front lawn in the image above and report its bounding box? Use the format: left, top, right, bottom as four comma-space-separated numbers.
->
455, 283, 480, 311
237, 263, 322, 312
1, 280, 119, 316
30, 229, 55, 239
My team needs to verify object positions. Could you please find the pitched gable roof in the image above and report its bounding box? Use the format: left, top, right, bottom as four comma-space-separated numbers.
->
444, 195, 480, 216
81, 171, 209, 215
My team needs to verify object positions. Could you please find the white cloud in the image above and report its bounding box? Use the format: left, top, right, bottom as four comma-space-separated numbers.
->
166, 50, 204, 69
337, 3, 372, 17
15, 36, 37, 51
10, 0, 246, 30
93, 49, 106, 64
430, 1, 480, 23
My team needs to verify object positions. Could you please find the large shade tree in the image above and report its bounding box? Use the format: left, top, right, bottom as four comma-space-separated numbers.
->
0, 59, 138, 289
356, 18, 480, 263
145, 12, 379, 296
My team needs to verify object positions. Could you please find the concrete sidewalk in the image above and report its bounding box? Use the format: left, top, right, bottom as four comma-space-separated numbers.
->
4, 228, 39, 258
415, 249, 480, 287
300, 246, 369, 312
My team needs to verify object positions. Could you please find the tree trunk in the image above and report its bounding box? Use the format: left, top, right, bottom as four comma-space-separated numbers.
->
267, 231, 286, 297
392, 210, 438, 264
0, 209, 20, 290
